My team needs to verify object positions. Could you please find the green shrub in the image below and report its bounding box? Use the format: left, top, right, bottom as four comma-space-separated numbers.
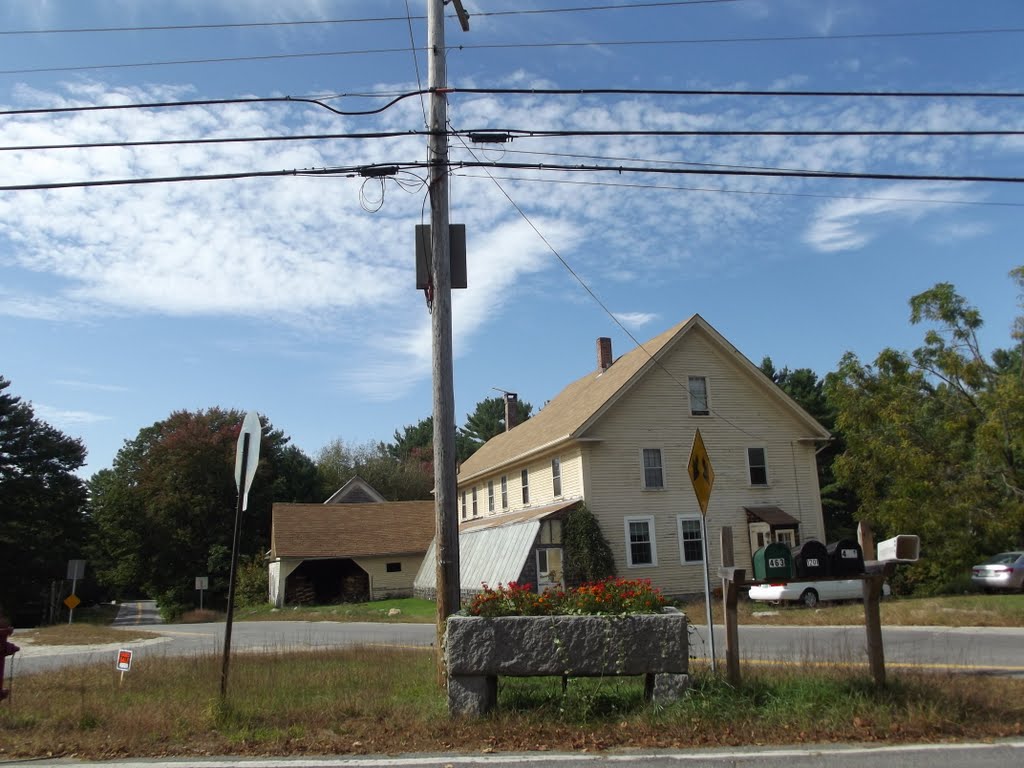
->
562, 503, 616, 586
235, 555, 269, 608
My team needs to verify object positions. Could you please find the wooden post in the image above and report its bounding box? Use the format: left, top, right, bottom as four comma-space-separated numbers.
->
858, 520, 876, 560
719, 527, 742, 687
862, 571, 886, 687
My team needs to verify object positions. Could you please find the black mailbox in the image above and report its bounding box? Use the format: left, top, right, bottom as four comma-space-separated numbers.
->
827, 539, 865, 576
792, 539, 829, 579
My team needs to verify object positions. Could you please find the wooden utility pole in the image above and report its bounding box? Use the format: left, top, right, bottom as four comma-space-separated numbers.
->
428, 0, 463, 682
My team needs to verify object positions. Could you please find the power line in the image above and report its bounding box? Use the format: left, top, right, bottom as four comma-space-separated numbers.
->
451, 160, 1024, 184
5, 85, 1017, 120
449, 27, 1024, 53
0, 92, 428, 118
462, 128, 1024, 139
0, 3, 744, 36
5, 158, 1023, 194
452, 86, 1024, 99
451, 172, 1024, 208
5, 126, 1020, 155
3, 27, 1021, 77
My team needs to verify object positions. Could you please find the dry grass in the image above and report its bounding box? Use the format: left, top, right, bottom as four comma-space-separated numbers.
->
13, 624, 161, 646
1, 647, 1022, 760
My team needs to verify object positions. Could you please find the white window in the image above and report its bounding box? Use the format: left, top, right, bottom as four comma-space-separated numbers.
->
642, 448, 664, 489
521, 468, 530, 505
688, 376, 709, 416
461, 491, 467, 519
551, 457, 562, 497
500, 475, 508, 509
624, 515, 657, 567
747, 447, 768, 486
472, 486, 478, 517
678, 516, 704, 564
775, 529, 796, 547
487, 480, 495, 513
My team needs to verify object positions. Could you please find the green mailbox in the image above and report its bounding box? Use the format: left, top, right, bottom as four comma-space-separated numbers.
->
753, 542, 793, 581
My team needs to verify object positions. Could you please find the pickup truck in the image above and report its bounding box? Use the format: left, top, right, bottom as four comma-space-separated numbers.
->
748, 579, 890, 608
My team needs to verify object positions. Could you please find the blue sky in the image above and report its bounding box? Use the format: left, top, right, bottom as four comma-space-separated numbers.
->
1, 0, 1021, 476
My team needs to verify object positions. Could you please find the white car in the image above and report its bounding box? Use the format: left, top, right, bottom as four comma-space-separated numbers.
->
749, 579, 890, 608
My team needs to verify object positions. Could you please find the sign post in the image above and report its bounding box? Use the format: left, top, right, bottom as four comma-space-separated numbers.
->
65, 560, 86, 625
687, 429, 717, 673
196, 577, 209, 610
116, 648, 133, 686
222, 410, 261, 698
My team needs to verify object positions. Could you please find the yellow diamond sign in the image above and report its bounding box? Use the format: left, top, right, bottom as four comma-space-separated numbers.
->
688, 429, 715, 517
64, 594, 81, 610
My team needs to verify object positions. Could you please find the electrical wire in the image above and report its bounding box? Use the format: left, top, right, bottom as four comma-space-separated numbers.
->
0, 92, 429, 118
448, 27, 1024, 54
459, 128, 1024, 138
404, 0, 429, 129
5, 126, 1020, 155
2, 27, 1021, 76
450, 125, 768, 442
0, 3, 748, 36
451, 172, 1024, 208
451, 86, 1024, 99
449, 159, 1024, 184
5, 158, 1024, 192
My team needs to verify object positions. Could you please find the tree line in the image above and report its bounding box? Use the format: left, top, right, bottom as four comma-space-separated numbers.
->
2, 268, 1021, 621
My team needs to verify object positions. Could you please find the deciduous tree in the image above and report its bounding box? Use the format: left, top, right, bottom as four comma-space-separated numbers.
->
87, 408, 320, 618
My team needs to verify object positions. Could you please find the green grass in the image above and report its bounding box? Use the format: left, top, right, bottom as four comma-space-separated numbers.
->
5, 648, 1021, 759
236, 597, 436, 623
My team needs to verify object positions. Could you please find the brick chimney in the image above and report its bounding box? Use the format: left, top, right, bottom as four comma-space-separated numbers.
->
597, 337, 613, 371
504, 392, 519, 432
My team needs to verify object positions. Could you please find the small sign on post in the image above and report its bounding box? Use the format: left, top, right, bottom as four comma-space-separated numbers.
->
116, 648, 133, 686
687, 429, 717, 673
66, 559, 86, 625
196, 576, 209, 610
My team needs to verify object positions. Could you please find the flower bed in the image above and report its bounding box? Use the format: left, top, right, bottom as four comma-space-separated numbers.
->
447, 579, 688, 716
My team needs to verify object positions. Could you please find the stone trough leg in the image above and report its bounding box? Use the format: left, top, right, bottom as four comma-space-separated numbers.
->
448, 674, 497, 716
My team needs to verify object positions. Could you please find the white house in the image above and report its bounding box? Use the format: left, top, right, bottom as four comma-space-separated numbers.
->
414, 314, 831, 599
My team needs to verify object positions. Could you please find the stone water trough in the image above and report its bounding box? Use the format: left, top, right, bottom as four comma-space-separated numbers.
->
445, 608, 690, 715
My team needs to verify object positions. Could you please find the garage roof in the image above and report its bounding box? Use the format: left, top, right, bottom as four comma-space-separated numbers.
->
271, 501, 435, 559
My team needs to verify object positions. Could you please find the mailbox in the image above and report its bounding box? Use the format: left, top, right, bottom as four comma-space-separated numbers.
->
827, 539, 865, 576
753, 542, 793, 581
792, 539, 829, 579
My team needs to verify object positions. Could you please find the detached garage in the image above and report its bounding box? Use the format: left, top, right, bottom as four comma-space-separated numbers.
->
268, 500, 435, 608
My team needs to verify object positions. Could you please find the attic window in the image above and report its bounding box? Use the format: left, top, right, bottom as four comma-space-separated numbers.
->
688, 376, 709, 416
386, 562, 402, 573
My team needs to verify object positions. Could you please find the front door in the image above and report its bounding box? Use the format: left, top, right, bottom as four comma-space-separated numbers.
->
536, 547, 563, 591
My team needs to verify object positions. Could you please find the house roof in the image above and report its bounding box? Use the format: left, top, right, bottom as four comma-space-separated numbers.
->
457, 314, 831, 483
271, 501, 434, 559
745, 505, 801, 527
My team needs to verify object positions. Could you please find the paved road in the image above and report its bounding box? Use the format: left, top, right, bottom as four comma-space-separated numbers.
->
20, 740, 1024, 767
13, 601, 1024, 676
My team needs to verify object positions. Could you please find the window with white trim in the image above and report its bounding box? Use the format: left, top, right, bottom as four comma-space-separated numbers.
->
461, 491, 467, 520
677, 516, 704, 564
624, 515, 657, 567
487, 480, 495, 513
500, 475, 508, 509
642, 448, 664, 489
747, 447, 768, 486
521, 468, 530, 505
472, 486, 478, 517
688, 376, 709, 416
551, 457, 562, 497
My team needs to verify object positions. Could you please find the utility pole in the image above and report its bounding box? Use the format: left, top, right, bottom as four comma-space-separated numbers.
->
428, 0, 465, 683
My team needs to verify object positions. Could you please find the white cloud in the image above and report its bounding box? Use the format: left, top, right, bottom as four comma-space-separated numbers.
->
614, 312, 658, 328
1, 79, 1016, 398
803, 184, 976, 253
34, 403, 110, 426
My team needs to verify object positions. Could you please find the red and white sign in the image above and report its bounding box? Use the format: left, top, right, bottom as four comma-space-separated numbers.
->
116, 649, 133, 672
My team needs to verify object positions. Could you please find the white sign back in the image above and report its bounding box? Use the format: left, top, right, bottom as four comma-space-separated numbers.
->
234, 410, 261, 511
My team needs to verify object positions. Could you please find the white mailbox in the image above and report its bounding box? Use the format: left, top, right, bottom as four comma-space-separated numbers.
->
877, 535, 920, 563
